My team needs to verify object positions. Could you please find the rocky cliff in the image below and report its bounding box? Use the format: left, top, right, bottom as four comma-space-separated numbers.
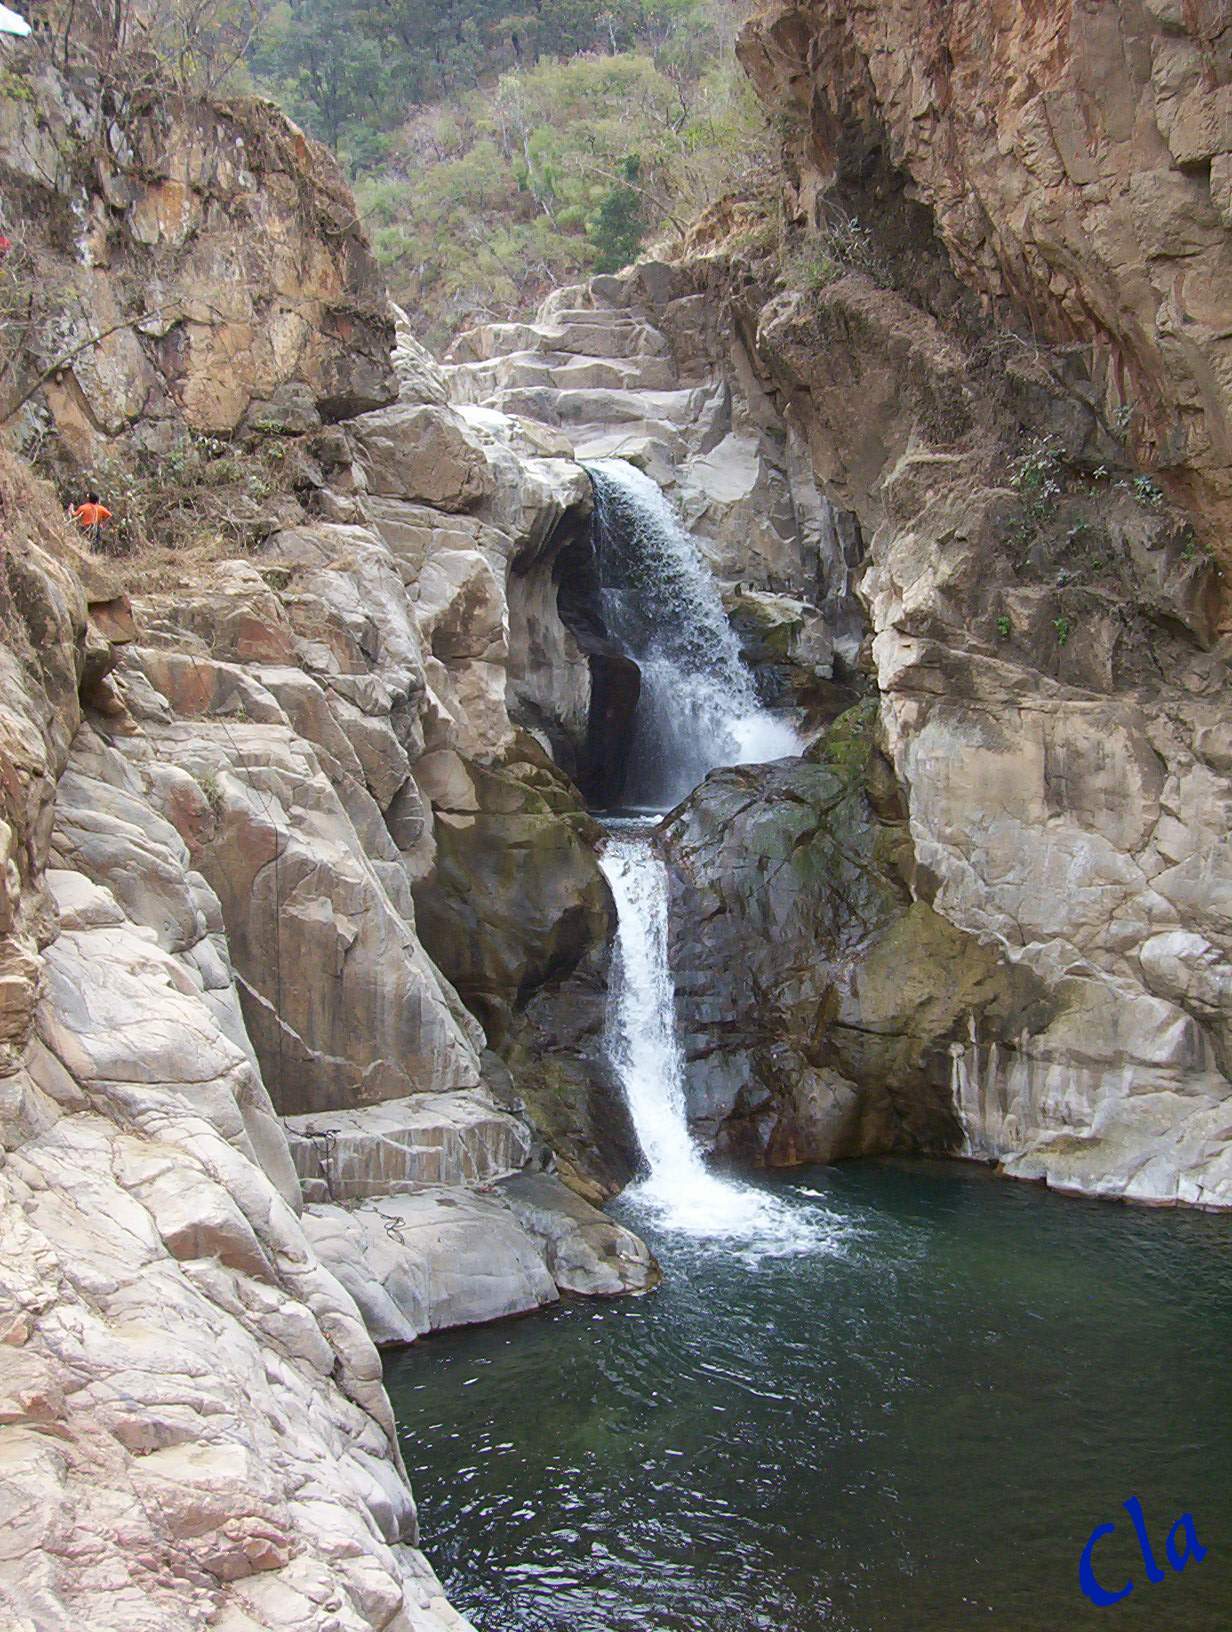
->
740, 0, 1232, 574
0, 36, 654, 1632
726, 0, 1232, 1204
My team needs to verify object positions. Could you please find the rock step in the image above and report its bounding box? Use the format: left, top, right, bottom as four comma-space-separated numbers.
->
302, 1174, 659, 1346
573, 426, 689, 479
284, 1090, 532, 1202
538, 307, 639, 325
446, 351, 679, 399
448, 316, 668, 365
493, 384, 707, 429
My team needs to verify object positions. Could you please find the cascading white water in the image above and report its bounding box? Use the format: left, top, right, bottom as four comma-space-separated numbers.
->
600, 825, 827, 1254
587, 458, 799, 810
589, 460, 822, 1249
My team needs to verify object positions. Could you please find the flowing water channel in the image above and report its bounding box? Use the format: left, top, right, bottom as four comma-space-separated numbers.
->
385, 461, 1231, 1630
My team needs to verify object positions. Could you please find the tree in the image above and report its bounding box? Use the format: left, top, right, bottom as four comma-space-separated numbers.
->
589, 153, 645, 272
249, 0, 401, 153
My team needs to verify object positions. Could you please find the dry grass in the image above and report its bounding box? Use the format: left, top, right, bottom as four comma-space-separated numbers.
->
46, 428, 313, 596
0, 445, 85, 563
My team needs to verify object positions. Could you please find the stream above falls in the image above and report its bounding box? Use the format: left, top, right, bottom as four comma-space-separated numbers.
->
385, 1158, 1231, 1631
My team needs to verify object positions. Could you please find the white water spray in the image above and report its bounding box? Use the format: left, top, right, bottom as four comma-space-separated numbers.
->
600, 826, 828, 1254
587, 459, 799, 810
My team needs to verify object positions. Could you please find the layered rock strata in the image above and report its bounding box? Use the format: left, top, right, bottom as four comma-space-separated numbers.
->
444, 269, 865, 676
0, 56, 657, 1629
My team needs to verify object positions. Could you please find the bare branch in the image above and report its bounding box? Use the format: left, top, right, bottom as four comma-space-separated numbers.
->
0, 305, 178, 425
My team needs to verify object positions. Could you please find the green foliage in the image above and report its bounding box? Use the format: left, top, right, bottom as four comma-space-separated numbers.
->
786, 213, 886, 294
590, 155, 646, 273
1131, 473, 1164, 509
249, 0, 737, 166
0, 67, 37, 105
249, 0, 768, 341
198, 767, 225, 815
1009, 436, 1063, 524
1053, 616, 1070, 647
995, 614, 1011, 639
250, 0, 400, 153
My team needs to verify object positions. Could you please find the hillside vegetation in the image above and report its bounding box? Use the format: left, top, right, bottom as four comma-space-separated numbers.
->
248, 0, 769, 345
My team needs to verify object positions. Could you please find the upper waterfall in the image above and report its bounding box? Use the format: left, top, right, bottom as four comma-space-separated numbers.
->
586, 459, 799, 810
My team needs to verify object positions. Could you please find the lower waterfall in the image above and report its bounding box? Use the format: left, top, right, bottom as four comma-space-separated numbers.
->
599, 823, 823, 1253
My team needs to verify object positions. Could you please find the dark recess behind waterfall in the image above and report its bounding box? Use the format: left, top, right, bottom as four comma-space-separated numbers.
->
546, 485, 644, 810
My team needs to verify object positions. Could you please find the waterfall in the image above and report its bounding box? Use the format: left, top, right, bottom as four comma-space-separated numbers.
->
586, 458, 799, 810
599, 825, 827, 1254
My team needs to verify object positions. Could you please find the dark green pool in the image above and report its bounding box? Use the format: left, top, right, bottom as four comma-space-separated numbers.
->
385, 1160, 1231, 1631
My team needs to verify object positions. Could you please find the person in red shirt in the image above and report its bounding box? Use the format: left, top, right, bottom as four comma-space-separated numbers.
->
68, 492, 112, 549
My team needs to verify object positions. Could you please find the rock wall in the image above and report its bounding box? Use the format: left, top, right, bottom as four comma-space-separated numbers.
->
738, 0, 1232, 576
0, 310, 658, 1632
0, 45, 395, 460
661, 702, 1035, 1167
724, 0, 1232, 1206
0, 52, 657, 1631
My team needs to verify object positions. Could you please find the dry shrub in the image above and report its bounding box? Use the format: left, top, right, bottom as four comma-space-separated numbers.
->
62, 429, 308, 594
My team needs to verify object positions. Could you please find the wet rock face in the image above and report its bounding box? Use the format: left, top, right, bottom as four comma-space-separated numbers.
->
410, 733, 614, 1050
407, 732, 640, 1199
660, 706, 1029, 1165
552, 516, 644, 806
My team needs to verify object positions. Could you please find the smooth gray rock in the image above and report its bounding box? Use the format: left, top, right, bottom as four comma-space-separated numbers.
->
305, 1190, 560, 1340
497, 1171, 659, 1296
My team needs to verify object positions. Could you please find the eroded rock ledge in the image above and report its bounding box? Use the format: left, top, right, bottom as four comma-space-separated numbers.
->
0, 57, 655, 1619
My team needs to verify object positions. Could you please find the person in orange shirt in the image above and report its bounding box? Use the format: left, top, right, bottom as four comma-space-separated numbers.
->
68, 492, 112, 549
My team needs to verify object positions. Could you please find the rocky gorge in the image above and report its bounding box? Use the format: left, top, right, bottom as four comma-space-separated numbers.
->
0, 1, 1230, 1628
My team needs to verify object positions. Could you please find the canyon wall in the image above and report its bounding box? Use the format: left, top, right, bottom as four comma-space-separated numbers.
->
725, 0, 1232, 1204
0, 39, 654, 1632
445, 0, 1232, 1208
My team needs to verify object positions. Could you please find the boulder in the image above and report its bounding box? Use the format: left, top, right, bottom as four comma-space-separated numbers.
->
304, 1190, 559, 1339
302, 1173, 658, 1347
497, 1171, 658, 1296
349, 403, 494, 510
661, 704, 1029, 1162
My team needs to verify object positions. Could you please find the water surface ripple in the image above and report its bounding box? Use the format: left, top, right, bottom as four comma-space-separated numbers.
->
386, 1160, 1232, 1631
